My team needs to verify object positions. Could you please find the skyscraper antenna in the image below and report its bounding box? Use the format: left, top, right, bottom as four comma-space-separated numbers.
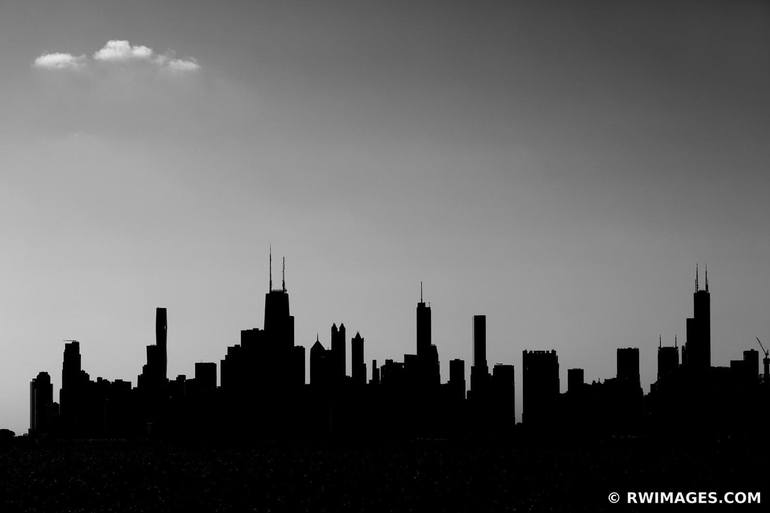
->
420, 281, 423, 302
705, 264, 709, 292
282, 256, 286, 291
659, 335, 662, 348
269, 245, 273, 291
695, 263, 699, 292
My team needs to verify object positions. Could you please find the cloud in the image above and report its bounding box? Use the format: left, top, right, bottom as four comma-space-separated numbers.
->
167, 58, 201, 72
33, 40, 200, 72
93, 40, 154, 62
33, 53, 86, 70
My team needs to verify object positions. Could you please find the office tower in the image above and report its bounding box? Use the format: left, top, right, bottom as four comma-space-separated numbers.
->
416, 282, 431, 358
264, 252, 293, 348
292, 345, 306, 386
156, 307, 167, 381
139, 307, 169, 392
62, 341, 82, 391
473, 315, 487, 371
220, 345, 243, 392
657, 336, 679, 381
567, 368, 584, 394
617, 347, 641, 390
683, 265, 711, 370
492, 364, 516, 426
194, 362, 217, 393
60, 340, 83, 429
331, 323, 346, 383
371, 360, 380, 385
522, 350, 559, 425
310, 337, 330, 387
449, 359, 466, 401
743, 349, 759, 381
29, 372, 54, 434
351, 332, 365, 386
470, 315, 489, 399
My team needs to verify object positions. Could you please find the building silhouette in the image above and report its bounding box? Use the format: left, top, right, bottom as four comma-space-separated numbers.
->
469, 315, 489, 401
567, 368, 584, 394
26, 263, 770, 441
351, 332, 366, 386
657, 336, 679, 382
683, 265, 711, 370
522, 350, 559, 427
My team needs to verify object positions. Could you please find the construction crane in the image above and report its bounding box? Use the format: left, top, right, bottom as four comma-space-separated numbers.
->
755, 337, 769, 383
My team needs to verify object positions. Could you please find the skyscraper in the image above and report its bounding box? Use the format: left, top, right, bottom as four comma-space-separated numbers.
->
29, 371, 54, 434
473, 315, 487, 371
310, 336, 330, 388
657, 336, 679, 381
683, 265, 711, 370
351, 332, 365, 386
156, 307, 167, 381
567, 368, 584, 394
617, 347, 641, 390
522, 350, 559, 426
264, 252, 293, 350
416, 282, 431, 358
470, 315, 489, 399
449, 358, 466, 401
331, 323, 346, 383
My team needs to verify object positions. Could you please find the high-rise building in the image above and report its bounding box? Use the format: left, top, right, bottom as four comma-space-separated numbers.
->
470, 315, 489, 399
683, 265, 711, 370
743, 349, 759, 381
310, 336, 330, 388
473, 315, 487, 371
522, 350, 559, 426
492, 364, 516, 426
156, 307, 167, 381
449, 358, 466, 401
617, 347, 641, 390
416, 282, 431, 358
567, 368, 584, 394
264, 252, 293, 351
331, 323, 346, 383
29, 371, 54, 435
194, 362, 217, 393
657, 336, 679, 381
351, 332, 365, 386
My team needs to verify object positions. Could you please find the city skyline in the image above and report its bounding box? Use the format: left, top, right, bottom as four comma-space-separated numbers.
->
3, 0, 770, 436
24, 259, 769, 440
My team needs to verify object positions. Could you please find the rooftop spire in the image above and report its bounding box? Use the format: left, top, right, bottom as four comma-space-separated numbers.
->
282, 256, 286, 291
269, 245, 273, 291
420, 281, 423, 302
659, 334, 662, 348
705, 264, 709, 292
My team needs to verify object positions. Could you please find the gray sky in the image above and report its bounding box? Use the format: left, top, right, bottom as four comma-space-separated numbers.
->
1, 0, 769, 434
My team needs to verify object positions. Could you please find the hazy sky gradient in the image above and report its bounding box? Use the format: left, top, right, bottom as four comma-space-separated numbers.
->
2, 0, 770, 433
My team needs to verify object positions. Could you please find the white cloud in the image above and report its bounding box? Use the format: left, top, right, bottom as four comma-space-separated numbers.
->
93, 40, 154, 62
33, 40, 201, 73
33, 53, 86, 70
167, 58, 200, 72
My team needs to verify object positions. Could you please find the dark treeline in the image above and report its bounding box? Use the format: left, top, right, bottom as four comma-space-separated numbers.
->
26, 261, 770, 442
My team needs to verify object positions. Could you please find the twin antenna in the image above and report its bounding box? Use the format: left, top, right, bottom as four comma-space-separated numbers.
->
695, 264, 710, 292
268, 246, 286, 292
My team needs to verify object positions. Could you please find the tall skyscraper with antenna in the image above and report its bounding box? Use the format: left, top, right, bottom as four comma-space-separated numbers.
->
683, 264, 711, 370
416, 282, 431, 358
